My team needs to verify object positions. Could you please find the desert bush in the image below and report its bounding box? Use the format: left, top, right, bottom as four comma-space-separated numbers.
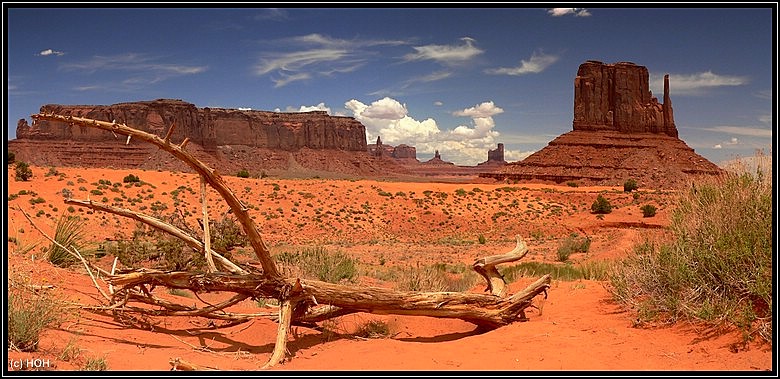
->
237, 169, 250, 178
590, 195, 613, 214
623, 178, 639, 192
501, 261, 611, 282
556, 233, 591, 262
610, 171, 772, 342
8, 151, 15, 164
44, 167, 60, 177
566, 181, 579, 187
390, 264, 479, 292
47, 214, 94, 267
275, 247, 357, 284
82, 356, 108, 371
14, 161, 32, 181
640, 204, 657, 217
354, 320, 393, 339
478, 234, 486, 244
122, 173, 140, 183
7, 288, 61, 352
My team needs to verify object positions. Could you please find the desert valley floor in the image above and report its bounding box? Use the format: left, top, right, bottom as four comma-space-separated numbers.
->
5, 165, 773, 372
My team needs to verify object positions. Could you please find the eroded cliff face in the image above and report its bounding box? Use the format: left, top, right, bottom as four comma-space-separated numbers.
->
16, 99, 367, 152
482, 60, 722, 188
573, 61, 677, 137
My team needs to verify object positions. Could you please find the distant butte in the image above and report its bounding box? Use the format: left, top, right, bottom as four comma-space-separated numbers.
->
481, 60, 724, 188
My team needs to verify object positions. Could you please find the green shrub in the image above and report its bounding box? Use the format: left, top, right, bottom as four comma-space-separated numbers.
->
610, 172, 772, 342
623, 178, 639, 192
7, 288, 61, 352
275, 247, 357, 284
8, 151, 15, 164
591, 195, 613, 214
566, 181, 578, 187
640, 204, 657, 217
478, 234, 486, 244
14, 161, 32, 181
47, 214, 94, 267
556, 233, 591, 262
237, 169, 250, 178
122, 174, 140, 183
82, 356, 108, 371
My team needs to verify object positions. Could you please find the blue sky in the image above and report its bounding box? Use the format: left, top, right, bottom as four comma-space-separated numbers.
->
5, 6, 775, 166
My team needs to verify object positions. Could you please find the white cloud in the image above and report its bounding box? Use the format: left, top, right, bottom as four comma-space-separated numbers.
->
271, 72, 312, 88
548, 8, 591, 17
453, 101, 504, 118
758, 114, 772, 125
254, 8, 289, 21
254, 33, 409, 87
652, 71, 749, 96
274, 102, 332, 114
238, 107, 252, 111
345, 97, 516, 165
255, 49, 350, 75
713, 144, 722, 149
38, 48, 65, 57
698, 125, 773, 138
61, 53, 206, 90
403, 37, 483, 65
485, 51, 559, 76
434, 101, 443, 106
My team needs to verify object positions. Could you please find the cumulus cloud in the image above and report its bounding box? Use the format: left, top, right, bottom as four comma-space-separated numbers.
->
345, 97, 522, 165
274, 102, 332, 114
548, 8, 591, 17
38, 48, 65, 57
652, 71, 749, 96
403, 37, 483, 65
485, 51, 559, 76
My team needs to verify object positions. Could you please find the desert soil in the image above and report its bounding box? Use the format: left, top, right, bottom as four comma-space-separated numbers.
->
5, 165, 772, 372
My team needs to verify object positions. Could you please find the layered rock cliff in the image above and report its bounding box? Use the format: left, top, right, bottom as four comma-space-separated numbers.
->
573, 60, 677, 137
482, 61, 723, 188
16, 99, 367, 152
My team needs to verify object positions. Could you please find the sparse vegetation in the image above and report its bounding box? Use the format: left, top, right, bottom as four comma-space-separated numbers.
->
610, 171, 772, 342
275, 247, 358, 283
237, 169, 250, 178
47, 214, 94, 267
623, 178, 638, 192
591, 194, 613, 214
640, 204, 657, 217
82, 356, 108, 371
8, 151, 16, 164
7, 281, 61, 352
354, 319, 393, 339
556, 233, 591, 262
14, 161, 32, 181
122, 173, 140, 183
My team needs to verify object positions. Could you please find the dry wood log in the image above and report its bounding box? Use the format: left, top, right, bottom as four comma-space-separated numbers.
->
32, 112, 553, 368
473, 235, 529, 297
106, 269, 549, 328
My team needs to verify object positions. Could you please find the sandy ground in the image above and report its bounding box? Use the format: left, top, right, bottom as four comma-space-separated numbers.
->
5, 165, 773, 372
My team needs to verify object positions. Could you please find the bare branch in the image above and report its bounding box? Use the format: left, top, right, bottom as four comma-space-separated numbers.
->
33, 113, 281, 278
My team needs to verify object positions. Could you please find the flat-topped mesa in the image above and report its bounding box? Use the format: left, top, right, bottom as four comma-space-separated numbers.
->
573, 60, 677, 137
18, 99, 367, 152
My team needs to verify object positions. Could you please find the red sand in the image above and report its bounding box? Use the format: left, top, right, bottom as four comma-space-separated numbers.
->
6, 165, 772, 372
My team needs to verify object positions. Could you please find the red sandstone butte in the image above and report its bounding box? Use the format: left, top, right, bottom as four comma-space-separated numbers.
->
482, 60, 723, 188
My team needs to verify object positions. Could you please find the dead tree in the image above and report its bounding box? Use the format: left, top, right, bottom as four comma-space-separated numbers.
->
30, 113, 551, 368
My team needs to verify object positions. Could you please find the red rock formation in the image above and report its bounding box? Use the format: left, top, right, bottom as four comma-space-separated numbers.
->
483, 61, 723, 188
391, 144, 416, 160
16, 99, 367, 152
487, 143, 505, 163
573, 61, 677, 137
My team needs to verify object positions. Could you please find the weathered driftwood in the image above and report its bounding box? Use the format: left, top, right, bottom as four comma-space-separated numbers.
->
31, 112, 552, 369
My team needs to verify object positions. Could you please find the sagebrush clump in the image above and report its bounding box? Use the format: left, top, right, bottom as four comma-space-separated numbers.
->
610, 169, 772, 342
